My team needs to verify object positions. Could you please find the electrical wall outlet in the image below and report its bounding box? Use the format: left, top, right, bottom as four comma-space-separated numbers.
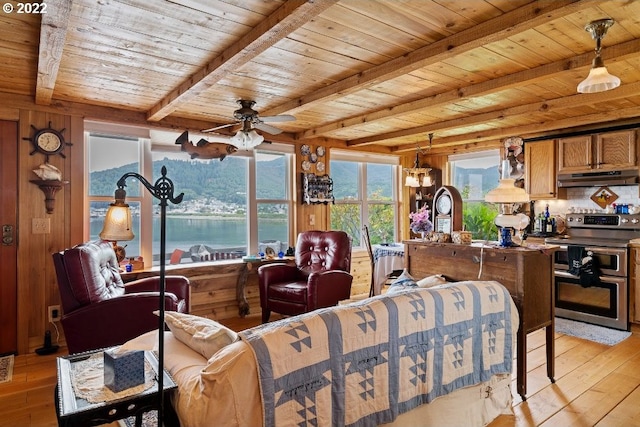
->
32, 218, 51, 234
48, 305, 60, 322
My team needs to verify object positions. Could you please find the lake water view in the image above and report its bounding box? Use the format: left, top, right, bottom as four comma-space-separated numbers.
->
90, 215, 288, 262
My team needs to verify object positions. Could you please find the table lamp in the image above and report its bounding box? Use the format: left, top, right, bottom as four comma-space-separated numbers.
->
484, 160, 530, 246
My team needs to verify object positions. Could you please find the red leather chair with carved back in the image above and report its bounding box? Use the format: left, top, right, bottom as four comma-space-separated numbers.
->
52, 240, 190, 354
258, 230, 353, 323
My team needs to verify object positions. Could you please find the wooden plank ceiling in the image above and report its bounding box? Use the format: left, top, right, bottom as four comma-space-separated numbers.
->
4, 0, 640, 154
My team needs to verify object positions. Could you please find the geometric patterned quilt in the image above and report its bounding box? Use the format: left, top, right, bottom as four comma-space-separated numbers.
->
239, 280, 515, 427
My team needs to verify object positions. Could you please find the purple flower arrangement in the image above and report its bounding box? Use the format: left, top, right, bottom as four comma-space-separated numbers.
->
409, 205, 433, 234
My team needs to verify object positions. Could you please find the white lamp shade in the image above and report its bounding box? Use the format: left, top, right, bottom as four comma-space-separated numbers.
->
484, 178, 529, 203
421, 175, 432, 187
577, 66, 621, 93
230, 130, 264, 150
99, 204, 134, 241
494, 212, 530, 230
404, 175, 420, 187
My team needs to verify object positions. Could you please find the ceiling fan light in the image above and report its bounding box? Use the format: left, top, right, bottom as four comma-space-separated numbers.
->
577, 65, 621, 93
229, 129, 265, 150
247, 130, 264, 146
230, 130, 245, 146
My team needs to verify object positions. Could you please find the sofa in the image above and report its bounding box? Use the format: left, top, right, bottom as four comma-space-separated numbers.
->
123, 280, 518, 427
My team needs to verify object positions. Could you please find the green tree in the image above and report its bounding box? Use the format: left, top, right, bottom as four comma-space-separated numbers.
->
331, 202, 361, 246
462, 201, 499, 241
330, 189, 394, 246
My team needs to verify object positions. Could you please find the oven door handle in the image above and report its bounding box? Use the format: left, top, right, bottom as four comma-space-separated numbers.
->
555, 269, 625, 284
555, 270, 578, 279
555, 245, 628, 257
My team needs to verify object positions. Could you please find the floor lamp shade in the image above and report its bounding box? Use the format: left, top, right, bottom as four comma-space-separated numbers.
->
99, 203, 134, 241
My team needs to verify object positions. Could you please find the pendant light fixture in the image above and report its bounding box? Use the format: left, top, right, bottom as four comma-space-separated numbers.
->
404, 133, 433, 187
577, 18, 620, 94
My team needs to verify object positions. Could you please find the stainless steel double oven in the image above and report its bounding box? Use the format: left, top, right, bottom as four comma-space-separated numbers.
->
546, 214, 640, 331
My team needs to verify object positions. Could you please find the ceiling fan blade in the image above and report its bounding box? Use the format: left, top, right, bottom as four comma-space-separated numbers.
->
201, 123, 235, 133
255, 122, 283, 135
260, 114, 295, 123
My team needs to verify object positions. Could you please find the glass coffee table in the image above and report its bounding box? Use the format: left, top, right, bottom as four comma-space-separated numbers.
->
55, 348, 178, 427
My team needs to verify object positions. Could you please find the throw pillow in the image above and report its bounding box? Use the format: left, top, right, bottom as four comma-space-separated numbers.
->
154, 311, 238, 359
416, 274, 447, 288
387, 269, 418, 294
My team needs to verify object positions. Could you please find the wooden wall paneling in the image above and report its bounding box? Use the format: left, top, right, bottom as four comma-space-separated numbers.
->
124, 262, 266, 321
349, 251, 370, 296
296, 142, 330, 233
17, 109, 73, 353
67, 115, 85, 246
0, 107, 19, 121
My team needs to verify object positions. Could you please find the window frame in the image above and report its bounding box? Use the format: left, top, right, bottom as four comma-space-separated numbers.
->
85, 121, 295, 265
329, 150, 400, 248
448, 149, 501, 241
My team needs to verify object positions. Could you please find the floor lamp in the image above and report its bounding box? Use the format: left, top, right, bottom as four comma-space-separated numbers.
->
100, 166, 183, 425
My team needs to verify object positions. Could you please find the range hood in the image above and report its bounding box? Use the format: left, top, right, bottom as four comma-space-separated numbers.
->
557, 169, 639, 188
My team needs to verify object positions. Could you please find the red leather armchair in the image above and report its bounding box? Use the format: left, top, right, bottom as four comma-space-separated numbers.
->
258, 230, 353, 323
52, 240, 190, 354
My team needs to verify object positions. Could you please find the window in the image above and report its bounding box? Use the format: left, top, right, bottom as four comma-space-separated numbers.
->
87, 129, 146, 260
329, 151, 399, 247
449, 150, 500, 240
86, 123, 294, 266
256, 150, 292, 255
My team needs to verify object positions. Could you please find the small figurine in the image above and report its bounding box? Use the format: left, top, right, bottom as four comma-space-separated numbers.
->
32, 163, 62, 181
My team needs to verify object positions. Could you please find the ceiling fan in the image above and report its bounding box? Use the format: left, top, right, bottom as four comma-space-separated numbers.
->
202, 99, 295, 135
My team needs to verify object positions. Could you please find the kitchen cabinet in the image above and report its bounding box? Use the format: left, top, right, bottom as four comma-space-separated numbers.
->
525, 139, 565, 199
558, 130, 637, 174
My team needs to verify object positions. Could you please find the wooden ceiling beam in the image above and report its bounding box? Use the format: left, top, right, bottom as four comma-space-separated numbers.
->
35, 0, 72, 105
348, 76, 640, 147
308, 38, 640, 141
263, 0, 585, 117
146, 0, 336, 122
394, 105, 640, 155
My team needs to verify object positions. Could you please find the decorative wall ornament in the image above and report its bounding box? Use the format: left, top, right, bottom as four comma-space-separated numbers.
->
590, 186, 618, 209
501, 136, 525, 184
32, 163, 62, 181
23, 122, 73, 162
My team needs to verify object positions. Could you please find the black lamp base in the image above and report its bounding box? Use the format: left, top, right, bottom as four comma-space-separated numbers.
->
35, 345, 59, 355
35, 330, 59, 355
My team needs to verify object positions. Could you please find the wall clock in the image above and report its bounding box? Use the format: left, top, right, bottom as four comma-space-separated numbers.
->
432, 186, 463, 235
23, 122, 72, 162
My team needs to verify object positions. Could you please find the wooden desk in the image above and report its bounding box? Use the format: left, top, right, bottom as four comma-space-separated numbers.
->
404, 240, 557, 400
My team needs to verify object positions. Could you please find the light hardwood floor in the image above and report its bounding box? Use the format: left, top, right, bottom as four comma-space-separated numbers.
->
1, 315, 639, 427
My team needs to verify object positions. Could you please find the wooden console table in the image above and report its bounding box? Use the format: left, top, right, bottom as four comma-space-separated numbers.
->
404, 240, 557, 400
